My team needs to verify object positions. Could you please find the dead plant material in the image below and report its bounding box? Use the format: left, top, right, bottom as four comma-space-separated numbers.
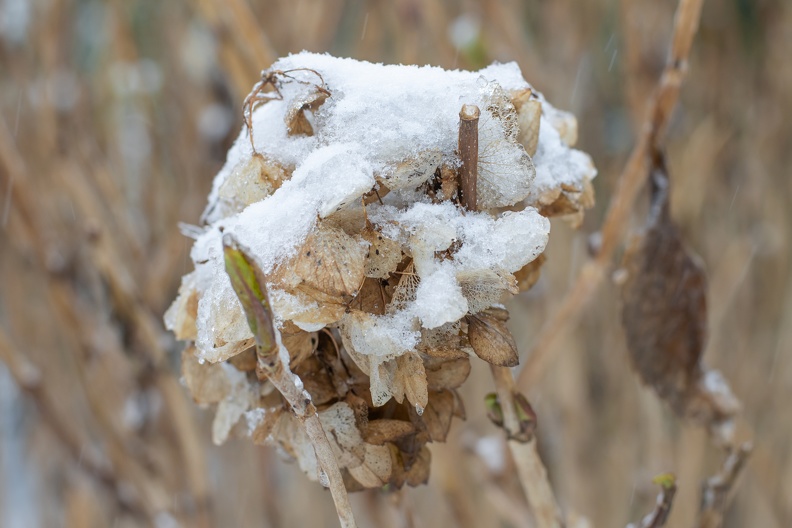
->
621, 151, 741, 445
458, 104, 480, 210
467, 308, 519, 368
243, 68, 331, 151
697, 444, 752, 528
626, 473, 677, 528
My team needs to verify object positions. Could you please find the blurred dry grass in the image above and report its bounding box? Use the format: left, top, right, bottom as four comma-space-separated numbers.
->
0, 0, 790, 526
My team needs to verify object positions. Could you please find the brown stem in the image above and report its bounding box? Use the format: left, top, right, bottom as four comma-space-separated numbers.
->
458, 104, 480, 211
516, 0, 706, 390
260, 340, 358, 528
697, 444, 752, 528
490, 365, 564, 528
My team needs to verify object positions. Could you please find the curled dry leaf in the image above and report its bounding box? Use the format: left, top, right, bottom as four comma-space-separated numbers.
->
467, 308, 519, 367
621, 152, 740, 442
285, 83, 329, 136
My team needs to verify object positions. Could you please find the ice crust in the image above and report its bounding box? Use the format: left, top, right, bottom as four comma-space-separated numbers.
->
172, 52, 594, 372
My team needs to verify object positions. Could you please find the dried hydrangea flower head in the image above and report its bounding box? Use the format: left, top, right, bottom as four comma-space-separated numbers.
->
165, 52, 596, 491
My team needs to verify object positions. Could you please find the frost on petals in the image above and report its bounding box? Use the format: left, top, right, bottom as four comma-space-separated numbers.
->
165, 52, 596, 490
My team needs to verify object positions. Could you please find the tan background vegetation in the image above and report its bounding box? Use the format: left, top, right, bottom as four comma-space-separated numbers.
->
0, 0, 789, 526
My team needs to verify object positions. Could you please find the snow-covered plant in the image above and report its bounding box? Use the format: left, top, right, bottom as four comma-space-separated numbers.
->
165, 53, 595, 497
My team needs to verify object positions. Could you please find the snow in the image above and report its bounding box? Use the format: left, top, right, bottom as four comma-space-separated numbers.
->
169, 52, 596, 388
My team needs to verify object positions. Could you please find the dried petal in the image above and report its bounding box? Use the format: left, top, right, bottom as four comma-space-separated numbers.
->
362, 420, 416, 445
512, 88, 542, 156
380, 149, 442, 191
467, 309, 519, 367
164, 271, 199, 341
181, 347, 232, 404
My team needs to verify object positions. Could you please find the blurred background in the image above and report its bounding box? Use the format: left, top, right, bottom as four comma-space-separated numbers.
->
0, 0, 790, 526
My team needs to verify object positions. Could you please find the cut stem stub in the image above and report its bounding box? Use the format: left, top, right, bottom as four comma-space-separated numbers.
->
458, 104, 480, 211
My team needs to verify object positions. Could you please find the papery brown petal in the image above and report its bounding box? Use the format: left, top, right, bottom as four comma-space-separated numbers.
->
164, 272, 199, 341
348, 444, 393, 488
250, 407, 284, 445
451, 389, 466, 419
621, 152, 708, 415
514, 253, 546, 292
404, 445, 431, 486
457, 268, 518, 314
395, 352, 429, 410
362, 420, 416, 445
353, 277, 392, 315
293, 355, 338, 407
228, 347, 257, 372
425, 357, 471, 391
217, 155, 288, 216
419, 390, 455, 442
389, 261, 419, 312
282, 330, 316, 369
181, 347, 232, 404
467, 310, 519, 367
273, 224, 366, 301
439, 163, 458, 202
361, 228, 402, 279
512, 89, 542, 156
380, 149, 442, 191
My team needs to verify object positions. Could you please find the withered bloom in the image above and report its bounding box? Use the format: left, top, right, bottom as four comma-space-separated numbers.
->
165, 53, 595, 490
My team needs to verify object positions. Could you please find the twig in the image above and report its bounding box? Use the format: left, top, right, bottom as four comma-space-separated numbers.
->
697, 443, 752, 528
224, 237, 357, 528
516, 0, 706, 390
490, 366, 563, 528
626, 474, 677, 528
458, 104, 480, 210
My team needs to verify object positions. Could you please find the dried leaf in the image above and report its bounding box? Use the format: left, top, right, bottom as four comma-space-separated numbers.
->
467, 309, 519, 367
621, 154, 707, 414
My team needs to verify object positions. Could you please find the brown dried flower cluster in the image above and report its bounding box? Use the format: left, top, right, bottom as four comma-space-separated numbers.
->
165, 54, 595, 491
